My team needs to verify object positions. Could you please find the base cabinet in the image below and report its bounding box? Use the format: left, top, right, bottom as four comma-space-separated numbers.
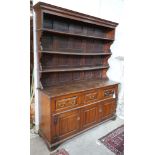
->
39, 84, 118, 149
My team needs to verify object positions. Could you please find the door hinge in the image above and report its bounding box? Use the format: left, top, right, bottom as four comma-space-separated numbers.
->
53, 135, 59, 141
53, 115, 59, 125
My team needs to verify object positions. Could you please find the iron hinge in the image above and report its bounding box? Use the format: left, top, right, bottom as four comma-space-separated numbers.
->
53, 115, 59, 125
53, 135, 59, 141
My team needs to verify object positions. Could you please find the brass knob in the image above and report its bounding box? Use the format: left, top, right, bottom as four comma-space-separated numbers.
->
59, 103, 65, 108
72, 101, 76, 105
77, 116, 80, 121
99, 108, 102, 113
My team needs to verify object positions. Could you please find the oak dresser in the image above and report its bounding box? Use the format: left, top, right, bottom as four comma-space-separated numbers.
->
33, 2, 119, 150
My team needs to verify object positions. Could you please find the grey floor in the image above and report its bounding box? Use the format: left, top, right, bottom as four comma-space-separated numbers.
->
30, 117, 124, 155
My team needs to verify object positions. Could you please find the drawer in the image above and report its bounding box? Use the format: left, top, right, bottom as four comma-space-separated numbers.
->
51, 94, 81, 113
56, 97, 78, 109
83, 90, 99, 104
102, 87, 116, 100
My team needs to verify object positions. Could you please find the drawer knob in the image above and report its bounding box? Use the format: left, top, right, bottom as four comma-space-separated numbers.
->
71, 100, 77, 105
59, 103, 65, 108
99, 108, 102, 113
77, 116, 80, 121
90, 95, 95, 99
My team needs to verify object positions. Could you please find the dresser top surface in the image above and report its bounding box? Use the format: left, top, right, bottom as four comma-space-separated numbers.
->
39, 79, 119, 98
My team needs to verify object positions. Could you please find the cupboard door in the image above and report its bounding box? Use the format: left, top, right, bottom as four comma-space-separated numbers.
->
99, 99, 116, 120
81, 104, 99, 129
53, 110, 80, 141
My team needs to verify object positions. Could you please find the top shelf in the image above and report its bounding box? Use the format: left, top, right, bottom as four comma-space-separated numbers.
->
40, 50, 112, 56
34, 2, 118, 29
37, 28, 114, 41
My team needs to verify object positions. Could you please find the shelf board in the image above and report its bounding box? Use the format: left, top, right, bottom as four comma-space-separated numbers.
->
37, 28, 114, 41
40, 65, 109, 73
40, 50, 112, 56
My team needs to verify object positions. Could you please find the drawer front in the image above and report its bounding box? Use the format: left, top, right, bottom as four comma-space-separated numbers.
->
56, 96, 78, 110
102, 87, 116, 100
83, 90, 99, 104
51, 94, 81, 113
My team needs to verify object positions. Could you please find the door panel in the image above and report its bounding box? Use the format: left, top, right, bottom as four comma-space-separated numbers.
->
53, 109, 80, 141
81, 104, 99, 129
99, 99, 116, 120
59, 113, 79, 136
